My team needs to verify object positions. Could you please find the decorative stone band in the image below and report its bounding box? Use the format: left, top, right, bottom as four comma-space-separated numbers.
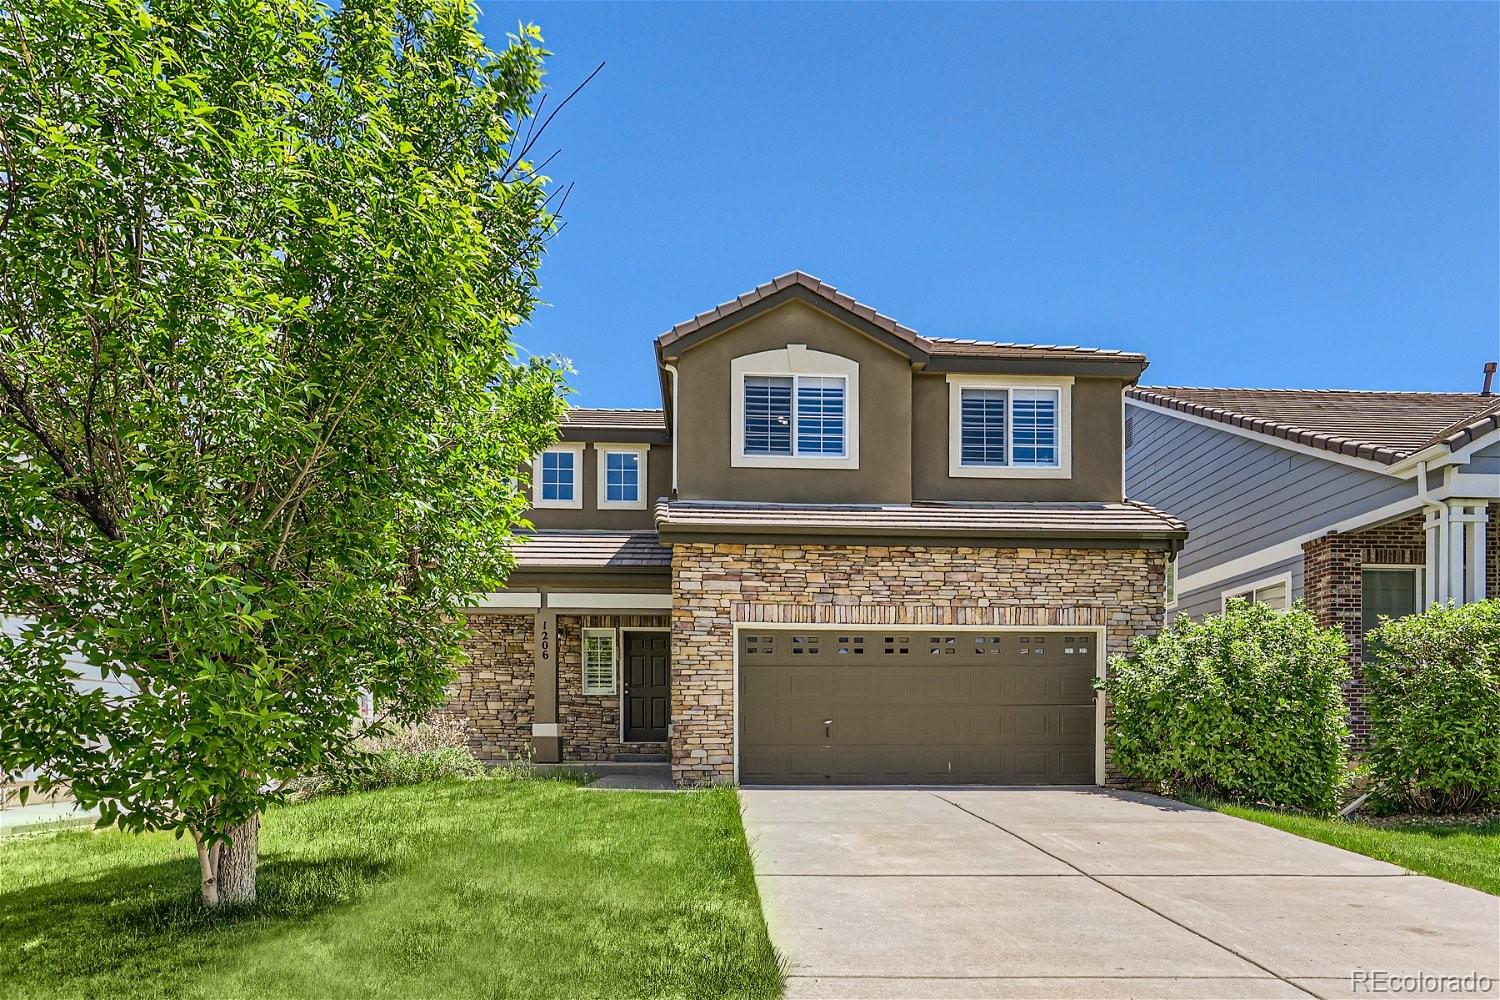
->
728, 603, 1114, 627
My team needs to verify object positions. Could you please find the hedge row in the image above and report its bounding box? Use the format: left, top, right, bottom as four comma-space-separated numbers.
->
1105, 598, 1500, 815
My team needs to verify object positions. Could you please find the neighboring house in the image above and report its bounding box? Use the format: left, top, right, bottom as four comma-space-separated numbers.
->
0, 616, 135, 808
444, 272, 1186, 787
1125, 385, 1500, 739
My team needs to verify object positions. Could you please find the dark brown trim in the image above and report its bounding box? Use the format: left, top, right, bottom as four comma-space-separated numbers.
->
559, 426, 672, 445
655, 526, 1183, 551
927, 355, 1148, 379
505, 570, 671, 590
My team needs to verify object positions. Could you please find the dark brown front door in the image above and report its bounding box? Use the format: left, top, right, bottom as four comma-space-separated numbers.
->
739, 629, 1097, 785
624, 632, 669, 742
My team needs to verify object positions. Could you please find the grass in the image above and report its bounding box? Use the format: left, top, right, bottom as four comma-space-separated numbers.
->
1203, 799, 1500, 896
0, 775, 782, 999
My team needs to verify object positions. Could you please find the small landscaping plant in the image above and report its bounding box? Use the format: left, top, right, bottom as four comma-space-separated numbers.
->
1104, 599, 1350, 813
1363, 599, 1500, 814
297, 718, 487, 799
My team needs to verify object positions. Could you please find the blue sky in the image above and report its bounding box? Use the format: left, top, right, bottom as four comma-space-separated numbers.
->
476, 2, 1499, 407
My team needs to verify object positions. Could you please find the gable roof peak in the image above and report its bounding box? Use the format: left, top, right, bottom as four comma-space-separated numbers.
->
656, 270, 927, 353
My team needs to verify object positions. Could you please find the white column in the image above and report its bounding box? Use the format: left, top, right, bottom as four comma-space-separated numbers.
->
1472, 507, 1488, 602
1424, 506, 1442, 608
1450, 501, 1489, 604
1448, 501, 1468, 606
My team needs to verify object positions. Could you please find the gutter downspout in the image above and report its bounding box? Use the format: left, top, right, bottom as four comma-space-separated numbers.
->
664, 363, 680, 495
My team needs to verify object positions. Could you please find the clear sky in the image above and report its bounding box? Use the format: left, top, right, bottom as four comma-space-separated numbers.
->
475, 2, 1499, 407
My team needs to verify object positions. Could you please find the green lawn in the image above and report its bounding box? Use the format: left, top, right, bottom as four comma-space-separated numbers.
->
1208, 801, 1500, 896
0, 775, 782, 999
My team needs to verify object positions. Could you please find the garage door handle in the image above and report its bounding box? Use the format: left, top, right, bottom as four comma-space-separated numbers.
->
823, 719, 833, 738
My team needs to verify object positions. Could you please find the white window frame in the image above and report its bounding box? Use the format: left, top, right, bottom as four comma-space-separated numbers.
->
582, 627, 618, 696
946, 374, 1073, 479
1221, 571, 1293, 612
596, 444, 649, 510
730, 345, 859, 470
532, 443, 584, 510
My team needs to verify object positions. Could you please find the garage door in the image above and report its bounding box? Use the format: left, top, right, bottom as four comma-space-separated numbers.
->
739, 629, 1097, 785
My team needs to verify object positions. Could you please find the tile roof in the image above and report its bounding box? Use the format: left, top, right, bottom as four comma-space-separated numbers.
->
925, 338, 1147, 363
511, 530, 671, 570
655, 271, 1148, 366
1128, 387, 1500, 464
657, 271, 923, 349
560, 407, 667, 431
655, 499, 1186, 540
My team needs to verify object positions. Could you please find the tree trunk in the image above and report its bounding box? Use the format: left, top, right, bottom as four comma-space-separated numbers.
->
217, 813, 259, 906
196, 812, 260, 907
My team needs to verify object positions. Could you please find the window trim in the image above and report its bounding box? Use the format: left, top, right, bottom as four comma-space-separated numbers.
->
582, 627, 618, 696
1221, 571, 1293, 612
946, 374, 1073, 479
531, 443, 584, 510
596, 443, 649, 511
730, 345, 860, 470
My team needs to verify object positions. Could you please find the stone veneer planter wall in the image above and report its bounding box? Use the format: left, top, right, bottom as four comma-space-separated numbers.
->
441, 612, 534, 762
669, 542, 1169, 787
442, 611, 669, 764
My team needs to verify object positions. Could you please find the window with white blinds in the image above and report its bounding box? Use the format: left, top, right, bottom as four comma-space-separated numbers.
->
742, 374, 847, 458
582, 629, 617, 695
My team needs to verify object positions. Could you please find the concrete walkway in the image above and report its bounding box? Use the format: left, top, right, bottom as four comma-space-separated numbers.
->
740, 788, 1500, 1000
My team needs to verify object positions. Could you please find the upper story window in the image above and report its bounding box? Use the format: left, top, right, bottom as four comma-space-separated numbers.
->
532, 443, 584, 509
743, 375, 847, 458
947, 375, 1072, 479
596, 444, 649, 510
731, 345, 859, 470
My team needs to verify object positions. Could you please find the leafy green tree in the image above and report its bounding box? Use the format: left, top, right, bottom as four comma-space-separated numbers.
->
0, 0, 565, 905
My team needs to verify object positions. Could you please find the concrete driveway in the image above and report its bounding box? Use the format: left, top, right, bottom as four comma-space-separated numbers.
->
740, 788, 1500, 1000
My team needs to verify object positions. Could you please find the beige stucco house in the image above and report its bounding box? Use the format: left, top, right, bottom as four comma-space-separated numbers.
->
443, 272, 1187, 787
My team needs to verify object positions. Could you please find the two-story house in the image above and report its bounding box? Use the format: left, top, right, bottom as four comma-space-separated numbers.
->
445, 272, 1186, 787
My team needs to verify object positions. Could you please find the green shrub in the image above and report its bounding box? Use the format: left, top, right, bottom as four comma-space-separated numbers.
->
1104, 600, 1350, 813
296, 718, 487, 799
1364, 600, 1500, 814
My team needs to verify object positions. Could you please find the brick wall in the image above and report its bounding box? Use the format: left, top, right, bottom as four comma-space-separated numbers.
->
670, 542, 1168, 786
556, 614, 670, 761
1302, 504, 1499, 743
440, 612, 534, 762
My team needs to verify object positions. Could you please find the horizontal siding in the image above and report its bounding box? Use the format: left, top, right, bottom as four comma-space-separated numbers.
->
1172, 554, 1303, 620
1126, 404, 1416, 581
1469, 439, 1500, 477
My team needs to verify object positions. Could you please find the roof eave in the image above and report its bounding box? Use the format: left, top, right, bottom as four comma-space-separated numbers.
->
927, 356, 1150, 379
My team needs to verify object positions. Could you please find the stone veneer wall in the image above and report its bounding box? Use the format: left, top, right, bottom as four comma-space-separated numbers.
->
670, 542, 1168, 787
557, 614, 670, 761
442, 611, 671, 764
440, 612, 534, 762
1302, 505, 1499, 744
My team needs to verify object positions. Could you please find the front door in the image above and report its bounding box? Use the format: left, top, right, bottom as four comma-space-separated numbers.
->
1362, 568, 1420, 664
624, 632, 669, 742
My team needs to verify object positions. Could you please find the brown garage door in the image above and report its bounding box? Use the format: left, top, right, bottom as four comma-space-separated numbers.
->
739, 629, 1097, 785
